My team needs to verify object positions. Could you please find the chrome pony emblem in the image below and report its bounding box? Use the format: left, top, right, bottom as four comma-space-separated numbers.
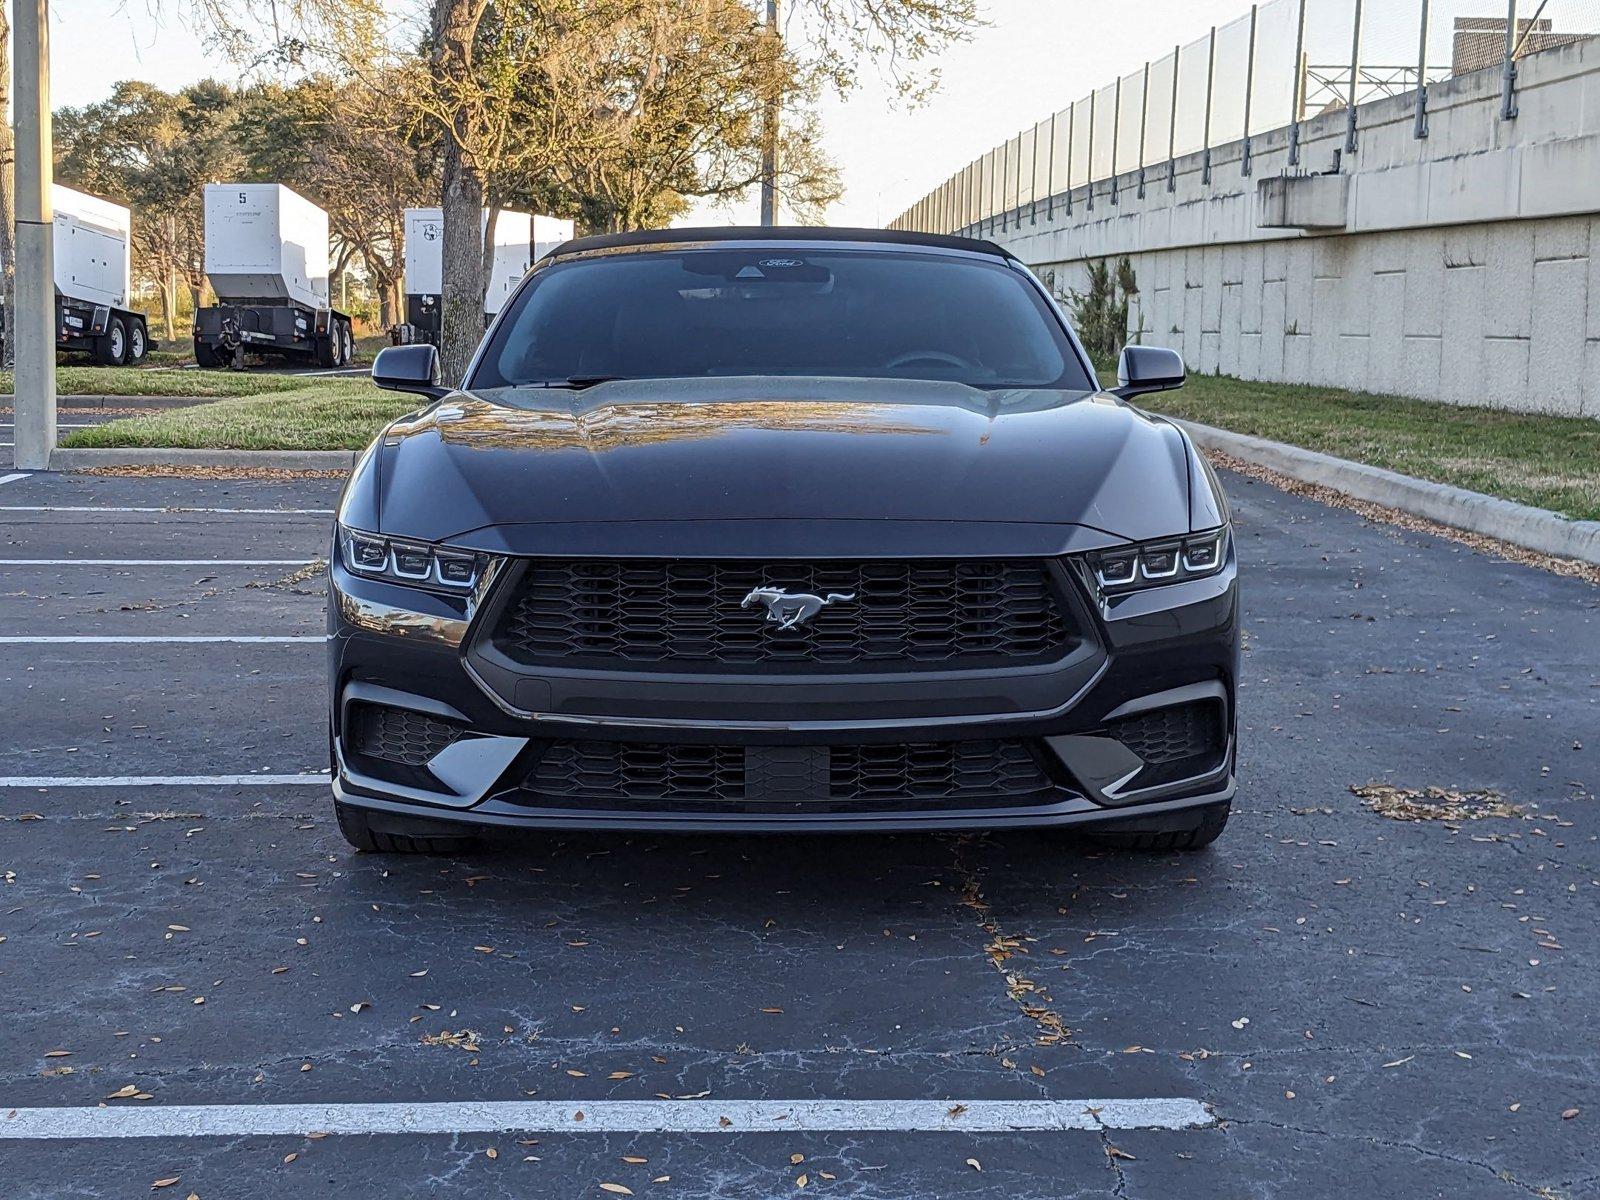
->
741, 587, 856, 631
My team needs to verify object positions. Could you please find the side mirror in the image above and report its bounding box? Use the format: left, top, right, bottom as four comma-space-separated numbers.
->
372, 344, 449, 400
1112, 345, 1186, 400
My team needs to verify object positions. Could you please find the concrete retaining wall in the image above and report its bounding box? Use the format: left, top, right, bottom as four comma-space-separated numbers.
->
977, 39, 1600, 418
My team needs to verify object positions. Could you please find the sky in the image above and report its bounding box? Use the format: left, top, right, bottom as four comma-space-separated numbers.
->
56, 0, 1250, 227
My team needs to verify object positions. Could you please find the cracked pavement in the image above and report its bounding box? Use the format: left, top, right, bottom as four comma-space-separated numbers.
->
0, 466, 1595, 1198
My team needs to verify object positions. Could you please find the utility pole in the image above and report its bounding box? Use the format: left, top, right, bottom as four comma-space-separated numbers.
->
759, 0, 780, 225
13, 0, 54, 472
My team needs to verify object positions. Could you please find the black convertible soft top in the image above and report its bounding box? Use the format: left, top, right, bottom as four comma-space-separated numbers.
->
546, 225, 1011, 262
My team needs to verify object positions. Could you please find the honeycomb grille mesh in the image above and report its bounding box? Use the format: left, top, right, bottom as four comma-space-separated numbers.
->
347, 704, 462, 767
495, 558, 1070, 670
829, 740, 1051, 801
524, 740, 1053, 805
1105, 703, 1221, 764
1103, 701, 1225, 787
530, 741, 747, 802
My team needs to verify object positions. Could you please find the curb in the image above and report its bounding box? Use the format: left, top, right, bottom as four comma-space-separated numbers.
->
1176, 419, 1600, 567
47, 447, 357, 472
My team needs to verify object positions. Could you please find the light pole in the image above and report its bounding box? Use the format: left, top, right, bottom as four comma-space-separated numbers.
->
759, 0, 780, 225
13, 0, 55, 471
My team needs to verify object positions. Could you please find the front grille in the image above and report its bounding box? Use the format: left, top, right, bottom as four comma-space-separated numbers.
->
519, 739, 1056, 808
347, 703, 462, 766
1104, 701, 1225, 788
493, 558, 1071, 671
530, 740, 746, 802
830, 741, 1051, 801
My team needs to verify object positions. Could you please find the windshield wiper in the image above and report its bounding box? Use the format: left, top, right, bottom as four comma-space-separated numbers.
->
518, 375, 632, 390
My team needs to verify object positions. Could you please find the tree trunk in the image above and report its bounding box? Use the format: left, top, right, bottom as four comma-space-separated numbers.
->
439, 139, 485, 385
157, 276, 174, 345
430, 0, 492, 387
0, 6, 16, 369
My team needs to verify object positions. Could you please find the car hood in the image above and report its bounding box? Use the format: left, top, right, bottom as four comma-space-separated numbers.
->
367, 377, 1193, 549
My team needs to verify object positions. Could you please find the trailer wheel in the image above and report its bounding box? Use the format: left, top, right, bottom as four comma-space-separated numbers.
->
127, 319, 148, 365
340, 320, 355, 366
315, 326, 339, 368
94, 317, 129, 367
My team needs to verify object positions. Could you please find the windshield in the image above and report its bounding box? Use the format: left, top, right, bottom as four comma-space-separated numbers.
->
468, 246, 1095, 392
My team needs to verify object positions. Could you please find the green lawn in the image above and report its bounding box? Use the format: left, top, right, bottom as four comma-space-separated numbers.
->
59, 379, 421, 451
3, 365, 362, 399
1117, 371, 1600, 522
53, 362, 1600, 519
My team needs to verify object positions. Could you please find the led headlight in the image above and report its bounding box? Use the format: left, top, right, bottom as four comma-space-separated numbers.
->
338, 525, 489, 592
1086, 526, 1229, 592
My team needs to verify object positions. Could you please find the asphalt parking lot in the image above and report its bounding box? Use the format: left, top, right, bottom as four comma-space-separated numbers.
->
1, 464, 1595, 1199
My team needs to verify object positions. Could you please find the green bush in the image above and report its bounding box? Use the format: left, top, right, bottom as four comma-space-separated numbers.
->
1068, 256, 1139, 361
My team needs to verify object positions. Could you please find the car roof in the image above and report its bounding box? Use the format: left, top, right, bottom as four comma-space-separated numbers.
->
545, 226, 1012, 262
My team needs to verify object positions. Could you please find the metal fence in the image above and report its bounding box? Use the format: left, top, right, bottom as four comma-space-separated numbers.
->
890, 0, 1600, 234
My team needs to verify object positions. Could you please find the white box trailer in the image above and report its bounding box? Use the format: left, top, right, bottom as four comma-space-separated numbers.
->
50, 184, 152, 365
395, 208, 566, 345
532, 214, 574, 262
195, 183, 352, 369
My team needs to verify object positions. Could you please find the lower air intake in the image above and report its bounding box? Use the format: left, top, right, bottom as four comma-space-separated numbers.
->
1103, 700, 1225, 788
347, 703, 463, 767
521, 739, 1056, 808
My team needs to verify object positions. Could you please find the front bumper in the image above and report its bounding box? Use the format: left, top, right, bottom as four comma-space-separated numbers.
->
327, 548, 1240, 834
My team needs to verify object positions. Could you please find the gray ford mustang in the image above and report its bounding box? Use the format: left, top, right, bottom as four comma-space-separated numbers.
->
327, 228, 1239, 853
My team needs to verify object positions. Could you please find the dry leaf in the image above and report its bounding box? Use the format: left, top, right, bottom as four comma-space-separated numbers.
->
486, 1148, 498, 1159
151, 1179, 180, 1191
599, 1185, 633, 1196
965, 1158, 982, 1171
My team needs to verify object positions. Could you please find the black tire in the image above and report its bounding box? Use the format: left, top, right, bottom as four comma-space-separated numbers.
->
1086, 801, 1231, 852
334, 799, 479, 855
127, 318, 148, 364
193, 339, 223, 368
315, 326, 339, 368
94, 317, 128, 366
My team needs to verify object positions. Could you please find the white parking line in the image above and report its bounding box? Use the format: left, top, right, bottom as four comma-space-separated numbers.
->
0, 559, 313, 566
0, 505, 334, 515
0, 473, 30, 487
0, 635, 327, 644
0, 773, 328, 788
0, 1098, 1214, 1139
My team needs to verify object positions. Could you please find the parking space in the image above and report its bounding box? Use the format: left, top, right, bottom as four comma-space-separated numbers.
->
1, 466, 1595, 1198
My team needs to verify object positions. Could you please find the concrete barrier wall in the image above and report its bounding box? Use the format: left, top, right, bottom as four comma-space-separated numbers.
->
975, 39, 1600, 418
